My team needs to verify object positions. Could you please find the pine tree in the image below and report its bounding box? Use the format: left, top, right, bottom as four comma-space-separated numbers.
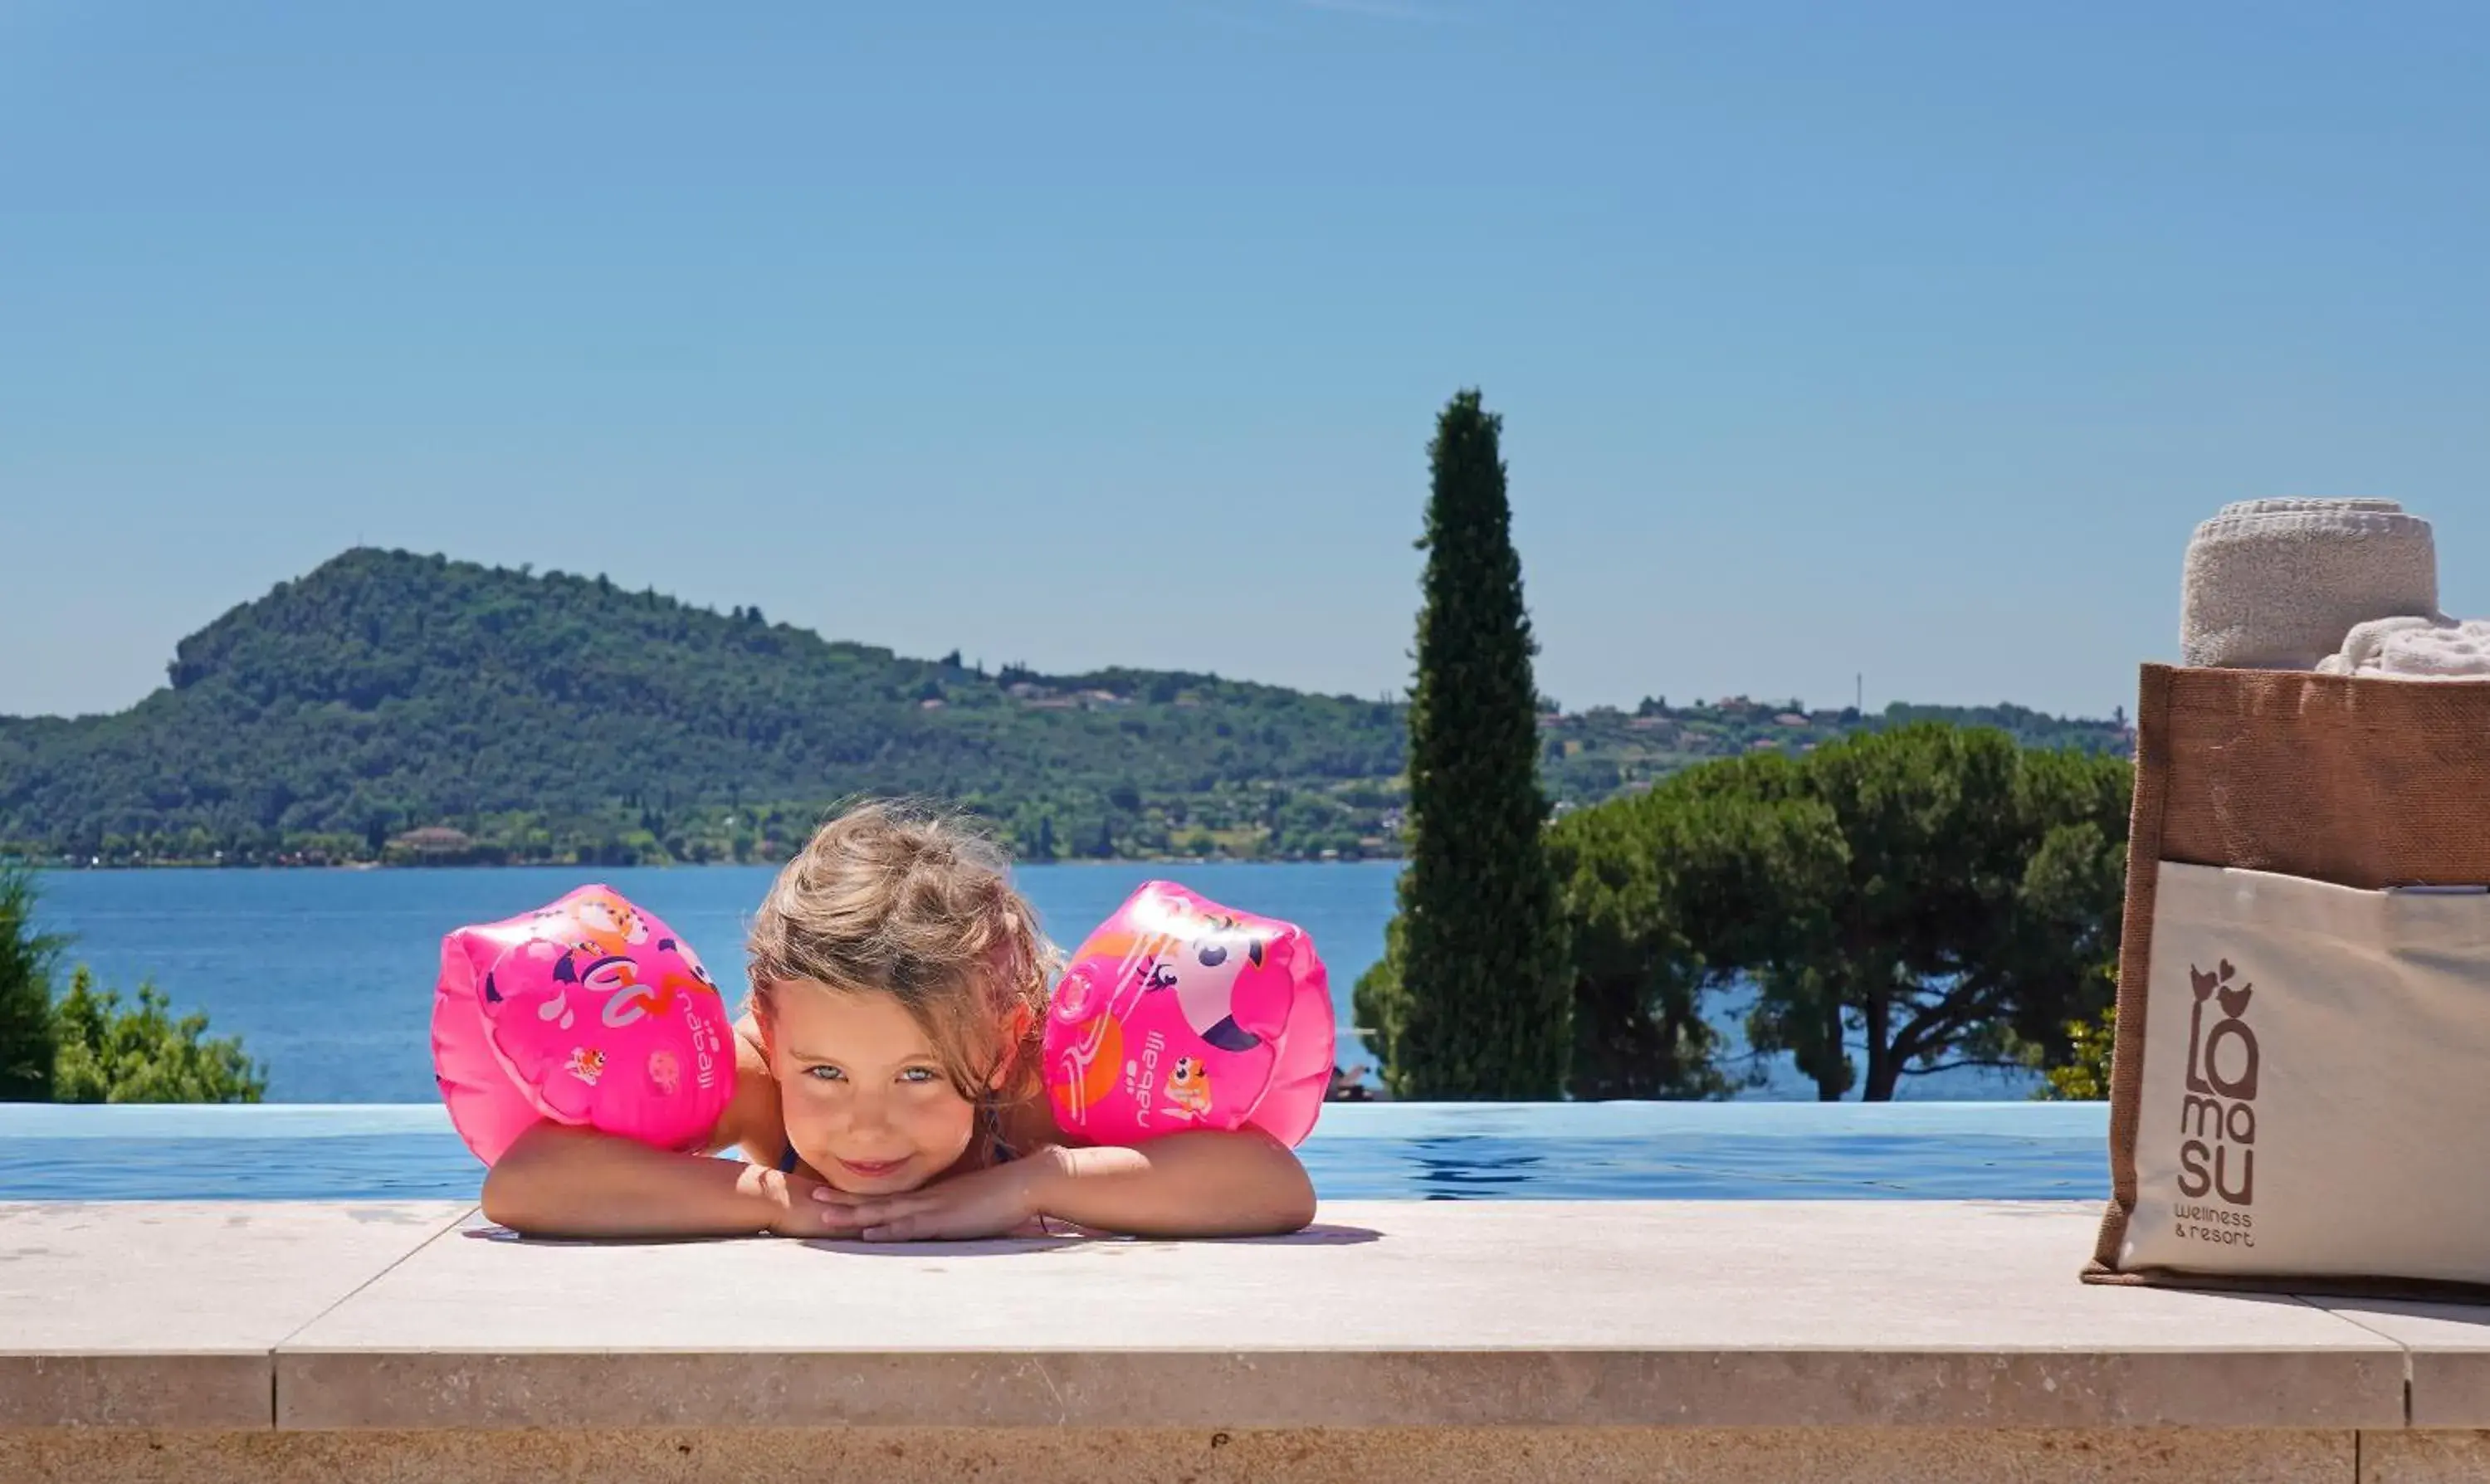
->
0, 864, 62, 1101
1354, 390, 1570, 1098
50, 968, 267, 1104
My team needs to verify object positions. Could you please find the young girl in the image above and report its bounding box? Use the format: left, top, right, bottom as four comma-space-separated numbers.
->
481, 801, 1318, 1242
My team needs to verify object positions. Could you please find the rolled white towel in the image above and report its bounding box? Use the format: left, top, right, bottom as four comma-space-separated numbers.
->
2215, 498, 2409, 516
2180, 499, 2440, 670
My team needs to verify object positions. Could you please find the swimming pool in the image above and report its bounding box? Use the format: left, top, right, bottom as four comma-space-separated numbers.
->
0, 1102, 2110, 1202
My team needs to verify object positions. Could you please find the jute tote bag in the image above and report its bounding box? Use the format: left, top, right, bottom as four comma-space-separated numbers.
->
2087, 663, 2490, 1298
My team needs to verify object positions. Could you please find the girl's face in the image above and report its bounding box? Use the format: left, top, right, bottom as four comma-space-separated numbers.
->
759, 982, 981, 1194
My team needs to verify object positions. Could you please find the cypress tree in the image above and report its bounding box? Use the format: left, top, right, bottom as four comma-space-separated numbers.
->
1354, 390, 1570, 1098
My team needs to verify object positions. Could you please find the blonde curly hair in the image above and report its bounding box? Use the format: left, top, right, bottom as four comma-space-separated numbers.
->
745, 799, 1059, 1111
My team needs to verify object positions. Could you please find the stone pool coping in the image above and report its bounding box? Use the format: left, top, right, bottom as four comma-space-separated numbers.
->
22, 1198, 2490, 1480
12, 1197, 2490, 1432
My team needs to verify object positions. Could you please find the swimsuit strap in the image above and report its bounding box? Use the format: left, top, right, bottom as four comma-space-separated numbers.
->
982, 1101, 1017, 1165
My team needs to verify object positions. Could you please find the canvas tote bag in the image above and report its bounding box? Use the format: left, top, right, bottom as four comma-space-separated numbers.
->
2087, 663, 2490, 1298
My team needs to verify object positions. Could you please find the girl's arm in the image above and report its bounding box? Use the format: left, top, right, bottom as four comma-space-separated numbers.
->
837, 1100, 1317, 1242
1023, 1128, 1318, 1238
479, 1026, 862, 1240
480, 1122, 860, 1238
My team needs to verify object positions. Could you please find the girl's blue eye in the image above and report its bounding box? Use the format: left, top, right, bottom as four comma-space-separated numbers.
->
804, 1065, 843, 1082
901, 1067, 937, 1083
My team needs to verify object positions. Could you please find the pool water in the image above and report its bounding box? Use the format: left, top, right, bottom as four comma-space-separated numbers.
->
0, 1102, 2110, 1203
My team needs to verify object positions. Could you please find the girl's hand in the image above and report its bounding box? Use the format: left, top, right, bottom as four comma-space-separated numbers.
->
830, 1154, 1053, 1242
770, 1173, 875, 1239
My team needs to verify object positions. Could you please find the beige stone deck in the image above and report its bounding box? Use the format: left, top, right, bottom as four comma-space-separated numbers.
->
7, 1198, 2490, 1480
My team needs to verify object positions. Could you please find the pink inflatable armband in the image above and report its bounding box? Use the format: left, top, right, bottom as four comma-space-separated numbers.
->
1042, 881, 1333, 1147
432, 884, 736, 1165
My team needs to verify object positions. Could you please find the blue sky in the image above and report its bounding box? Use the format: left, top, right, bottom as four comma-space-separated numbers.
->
6, 0, 2486, 720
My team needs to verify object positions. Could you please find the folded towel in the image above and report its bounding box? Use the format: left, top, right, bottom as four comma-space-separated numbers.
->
2180, 499, 2441, 669
2316, 616, 2490, 681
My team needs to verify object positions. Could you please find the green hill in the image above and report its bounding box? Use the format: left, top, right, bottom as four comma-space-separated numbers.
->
0, 549, 1408, 865
1536, 694, 2132, 807
0, 549, 2133, 867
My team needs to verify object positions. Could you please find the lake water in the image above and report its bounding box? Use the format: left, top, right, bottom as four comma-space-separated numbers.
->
12, 865, 2088, 1203
26, 862, 2043, 1104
